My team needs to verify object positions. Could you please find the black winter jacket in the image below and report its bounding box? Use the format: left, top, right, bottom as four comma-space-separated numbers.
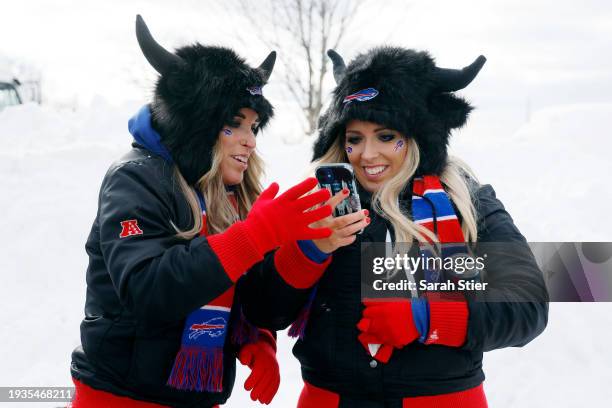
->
242, 179, 549, 401
70, 146, 305, 408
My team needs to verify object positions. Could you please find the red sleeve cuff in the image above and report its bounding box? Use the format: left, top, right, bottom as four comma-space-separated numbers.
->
274, 240, 331, 289
424, 292, 469, 347
207, 221, 263, 282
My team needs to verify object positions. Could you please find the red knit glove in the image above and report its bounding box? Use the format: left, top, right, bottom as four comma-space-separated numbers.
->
208, 178, 332, 281
423, 291, 469, 346
238, 330, 280, 405
358, 299, 419, 349
244, 178, 332, 255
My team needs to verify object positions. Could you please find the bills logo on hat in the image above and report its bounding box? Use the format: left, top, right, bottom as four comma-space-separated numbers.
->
246, 86, 263, 96
343, 87, 379, 104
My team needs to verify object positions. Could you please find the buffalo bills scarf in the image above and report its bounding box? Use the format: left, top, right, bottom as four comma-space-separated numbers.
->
412, 175, 468, 284
167, 190, 259, 392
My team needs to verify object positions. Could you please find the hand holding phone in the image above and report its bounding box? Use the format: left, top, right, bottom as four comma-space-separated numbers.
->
310, 190, 369, 253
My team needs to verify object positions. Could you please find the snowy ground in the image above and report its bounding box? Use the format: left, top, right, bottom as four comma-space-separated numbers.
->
2, 0, 612, 405
0, 100, 611, 407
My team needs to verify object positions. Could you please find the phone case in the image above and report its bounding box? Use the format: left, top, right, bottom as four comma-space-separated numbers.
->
315, 163, 363, 218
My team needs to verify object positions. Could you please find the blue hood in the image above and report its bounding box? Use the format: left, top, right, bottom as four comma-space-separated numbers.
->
128, 105, 174, 164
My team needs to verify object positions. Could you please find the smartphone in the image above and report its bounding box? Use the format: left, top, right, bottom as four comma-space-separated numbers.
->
315, 163, 363, 218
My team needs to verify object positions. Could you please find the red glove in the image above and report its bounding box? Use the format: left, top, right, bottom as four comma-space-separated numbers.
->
244, 178, 332, 255
358, 299, 419, 352
238, 330, 280, 405
423, 291, 469, 346
208, 178, 332, 281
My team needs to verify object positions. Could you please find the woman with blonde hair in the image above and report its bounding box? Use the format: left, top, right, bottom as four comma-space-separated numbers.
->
250, 46, 549, 407
69, 16, 339, 408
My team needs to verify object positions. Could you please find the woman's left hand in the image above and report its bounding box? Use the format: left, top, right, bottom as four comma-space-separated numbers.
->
238, 330, 280, 405
311, 188, 370, 253
357, 299, 419, 349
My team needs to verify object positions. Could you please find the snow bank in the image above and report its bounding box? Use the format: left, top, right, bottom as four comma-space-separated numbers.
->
451, 103, 612, 241
0, 101, 611, 407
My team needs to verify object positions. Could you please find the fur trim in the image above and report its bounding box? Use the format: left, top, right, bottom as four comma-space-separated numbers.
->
313, 46, 477, 175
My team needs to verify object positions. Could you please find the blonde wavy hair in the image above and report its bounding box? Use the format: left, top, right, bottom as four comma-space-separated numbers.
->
313, 135, 479, 245
172, 140, 264, 239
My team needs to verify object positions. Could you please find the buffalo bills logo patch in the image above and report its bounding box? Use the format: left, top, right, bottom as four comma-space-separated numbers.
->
246, 86, 263, 96
119, 219, 143, 238
188, 317, 226, 339
343, 87, 379, 104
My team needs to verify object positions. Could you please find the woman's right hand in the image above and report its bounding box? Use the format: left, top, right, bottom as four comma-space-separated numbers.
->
243, 177, 333, 255
311, 188, 370, 254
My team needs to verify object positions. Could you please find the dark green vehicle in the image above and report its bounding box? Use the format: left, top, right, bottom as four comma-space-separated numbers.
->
0, 79, 22, 111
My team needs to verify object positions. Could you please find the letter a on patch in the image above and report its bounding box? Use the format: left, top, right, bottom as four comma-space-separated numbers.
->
119, 219, 143, 238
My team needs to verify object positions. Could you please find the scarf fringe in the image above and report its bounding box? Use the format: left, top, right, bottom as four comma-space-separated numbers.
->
288, 286, 318, 339
230, 307, 259, 346
166, 346, 224, 392
288, 306, 310, 339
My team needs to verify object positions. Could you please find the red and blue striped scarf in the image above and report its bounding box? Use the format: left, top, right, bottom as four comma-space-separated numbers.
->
167, 191, 258, 392
412, 175, 468, 284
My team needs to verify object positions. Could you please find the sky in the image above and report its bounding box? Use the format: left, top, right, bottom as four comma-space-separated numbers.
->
2, 0, 612, 142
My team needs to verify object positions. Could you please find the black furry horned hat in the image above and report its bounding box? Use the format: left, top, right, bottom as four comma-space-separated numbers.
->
135, 15, 276, 185
313, 46, 486, 175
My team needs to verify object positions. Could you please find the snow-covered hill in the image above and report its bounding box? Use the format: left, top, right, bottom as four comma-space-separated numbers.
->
1, 100, 611, 407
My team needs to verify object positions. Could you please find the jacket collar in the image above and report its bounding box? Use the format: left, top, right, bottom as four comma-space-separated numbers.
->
128, 105, 174, 165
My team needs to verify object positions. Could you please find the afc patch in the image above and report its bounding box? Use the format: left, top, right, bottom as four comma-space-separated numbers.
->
119, 219, 143, 238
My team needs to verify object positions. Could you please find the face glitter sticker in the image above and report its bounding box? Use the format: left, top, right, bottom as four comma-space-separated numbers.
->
346, 146, 353, 154
394, 139, 404, 151
223, 128, 233, 136
246, 86, 263, 96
